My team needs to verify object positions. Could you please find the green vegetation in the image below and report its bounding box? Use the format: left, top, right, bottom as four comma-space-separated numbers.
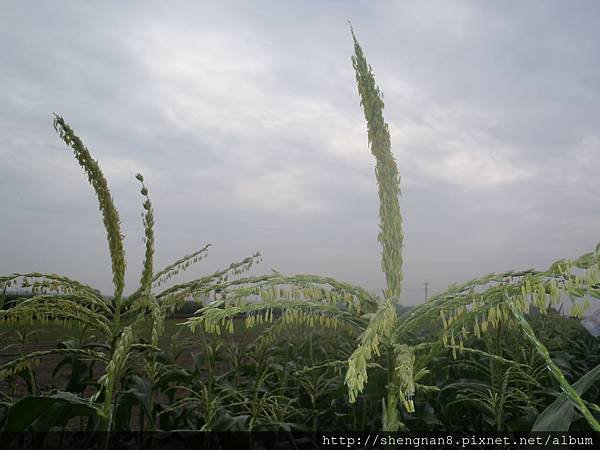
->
1, 28, 599, 444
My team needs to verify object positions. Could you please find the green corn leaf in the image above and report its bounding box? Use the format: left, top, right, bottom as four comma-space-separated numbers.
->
532, 362, 600, 431
2, 391, 98, 432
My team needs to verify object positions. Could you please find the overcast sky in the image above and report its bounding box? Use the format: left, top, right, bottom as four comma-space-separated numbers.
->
2, 1, 600, 306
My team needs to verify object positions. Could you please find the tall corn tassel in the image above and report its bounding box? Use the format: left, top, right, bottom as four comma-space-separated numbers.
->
350, 26, 403, 304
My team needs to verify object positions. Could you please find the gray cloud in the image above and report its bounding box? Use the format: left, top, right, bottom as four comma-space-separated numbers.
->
2, 1, 600, 306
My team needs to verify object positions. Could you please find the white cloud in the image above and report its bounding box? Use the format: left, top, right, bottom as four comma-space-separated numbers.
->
327, 122, 371, 170
234, 167, 325, 215
99, 154, 162, 186
2, 0, 600, 302
419, 149, 532, 185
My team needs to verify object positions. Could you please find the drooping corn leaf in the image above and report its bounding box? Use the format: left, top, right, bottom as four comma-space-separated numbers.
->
532, 362, 600, 431
3, 390, 98, 432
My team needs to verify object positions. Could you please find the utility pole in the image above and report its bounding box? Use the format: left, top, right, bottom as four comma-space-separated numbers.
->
422, 282, 429, 302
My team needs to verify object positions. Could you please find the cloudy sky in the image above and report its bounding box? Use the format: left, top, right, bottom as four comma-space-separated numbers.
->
2, 1, 600, 306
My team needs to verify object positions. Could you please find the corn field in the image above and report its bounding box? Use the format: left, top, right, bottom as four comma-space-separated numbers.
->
1, 28, 600, 447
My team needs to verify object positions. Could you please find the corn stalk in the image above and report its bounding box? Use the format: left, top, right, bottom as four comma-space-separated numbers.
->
0, 117, 262, 444
185, 27, 600, 431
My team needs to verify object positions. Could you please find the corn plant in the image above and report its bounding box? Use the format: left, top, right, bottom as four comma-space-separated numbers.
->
0, 27, 598, 435
185, 26, 600, 431
0, 116, 261, 445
